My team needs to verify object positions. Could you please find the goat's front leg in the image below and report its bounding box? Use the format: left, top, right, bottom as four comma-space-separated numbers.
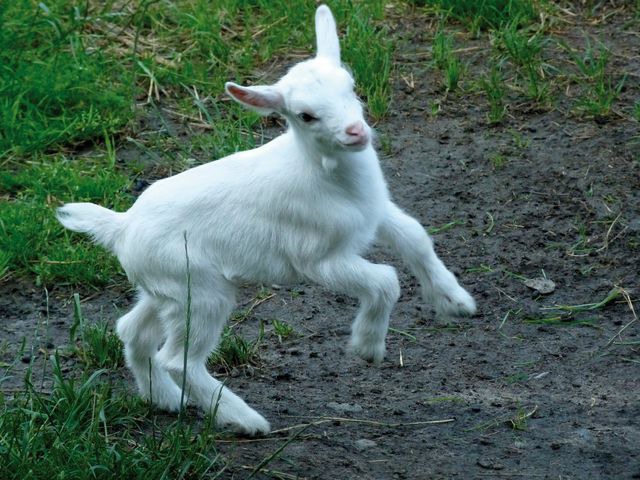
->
377, 202, 476, 317
305, 255, 400, 364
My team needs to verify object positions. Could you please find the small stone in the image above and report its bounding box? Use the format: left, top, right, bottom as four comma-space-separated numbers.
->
355, 439, 377, 451
575, 428, 593, 443
477, 458, 504, 470
524, 277, 556, 294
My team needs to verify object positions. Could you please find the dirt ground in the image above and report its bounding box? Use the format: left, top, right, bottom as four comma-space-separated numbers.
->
1, 6, 639, 480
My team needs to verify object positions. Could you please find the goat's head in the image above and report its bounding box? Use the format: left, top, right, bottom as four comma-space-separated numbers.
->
225, 5, 371, 156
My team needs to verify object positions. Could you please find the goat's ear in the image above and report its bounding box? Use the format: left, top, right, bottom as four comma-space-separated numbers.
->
225, 82, 284, 115
315, 5, 340, 64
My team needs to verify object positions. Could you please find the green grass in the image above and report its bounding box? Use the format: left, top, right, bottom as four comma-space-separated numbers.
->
0, 155, 132, 285
524, 287, 622, 326
466, 264, 495, 274
0, 250, 10, 279
488, 151, 508, 169
504, 372, 530, 384
432, 29, 464, 92
444, 55, 464, 92
0, 2, 133, 155
423, 395, 465, 405
480, 62, 508, 124
467, 404, 537, 432
494, 17, 548, 102
432, 29, 455, 69
208, 326, 262, 372
0, 356, 226, 479
509, 129, 531, 150
561, 39, 625, 119
426, 1, 551, 115
337, 6, 393, 119
70, 294, 124, 370
509, 405, 535, 430
423, 0, 537, 33
427, 219, 465, 234
271, 319, 295, 343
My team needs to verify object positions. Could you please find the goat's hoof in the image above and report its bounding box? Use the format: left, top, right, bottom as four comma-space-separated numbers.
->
216, 408, 271, 436
435, 286, 477, 318
348, 339, 385, 365
144, 386, 185, 412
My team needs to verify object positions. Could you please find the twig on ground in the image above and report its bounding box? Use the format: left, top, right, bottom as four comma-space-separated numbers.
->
603, 287, 637, 349
270, 416, 454, 435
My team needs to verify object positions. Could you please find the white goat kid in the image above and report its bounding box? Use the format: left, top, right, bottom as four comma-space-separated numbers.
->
57, 5, 476, 436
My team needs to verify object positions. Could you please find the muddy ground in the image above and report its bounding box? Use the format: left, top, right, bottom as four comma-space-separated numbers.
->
2, 5, 639, 480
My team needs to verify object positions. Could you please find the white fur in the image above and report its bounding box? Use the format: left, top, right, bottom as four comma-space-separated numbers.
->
57, 5, 475, 436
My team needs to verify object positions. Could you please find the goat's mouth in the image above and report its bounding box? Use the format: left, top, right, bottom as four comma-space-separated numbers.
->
340, 136, 369, 149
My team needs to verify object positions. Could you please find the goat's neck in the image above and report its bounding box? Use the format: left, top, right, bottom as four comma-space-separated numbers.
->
279, 130, 383, 207
285, 130, 378, 178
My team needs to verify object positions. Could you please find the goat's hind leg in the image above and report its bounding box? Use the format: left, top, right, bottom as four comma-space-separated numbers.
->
378, 202, 476, 317
116, 291, 182, 411
156, 289, 270, 436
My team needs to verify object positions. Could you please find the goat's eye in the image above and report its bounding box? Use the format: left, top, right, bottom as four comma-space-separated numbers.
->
298, 112, 318, 123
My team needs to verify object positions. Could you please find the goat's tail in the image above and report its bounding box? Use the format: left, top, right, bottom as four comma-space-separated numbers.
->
56, 202, 127, 253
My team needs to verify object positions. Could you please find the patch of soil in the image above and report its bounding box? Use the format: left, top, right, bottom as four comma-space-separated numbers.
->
2, 6, 639, 480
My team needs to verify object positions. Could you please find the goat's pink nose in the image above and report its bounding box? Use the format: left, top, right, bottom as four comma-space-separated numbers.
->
346, 121, 365, 137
